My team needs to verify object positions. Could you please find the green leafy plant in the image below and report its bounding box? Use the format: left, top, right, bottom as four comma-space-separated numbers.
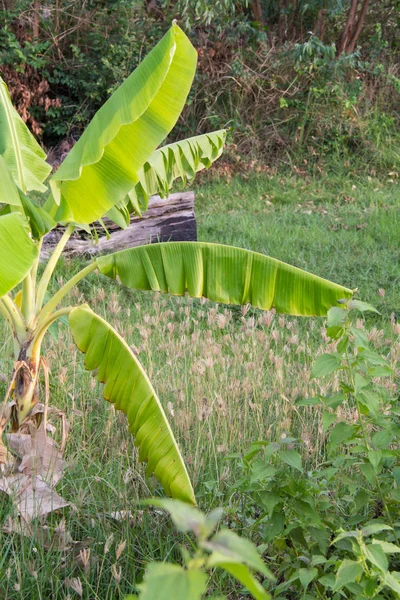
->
224, 301, 400, 598
0, 23, 352, 510
126, 498, 275, 600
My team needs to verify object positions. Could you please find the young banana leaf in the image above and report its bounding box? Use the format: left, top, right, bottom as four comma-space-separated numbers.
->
96, 242, 353, 317
69, 305, 195, 505
0, 76, 51, 193
0, 213, 38, 296
49, 24, 197, 225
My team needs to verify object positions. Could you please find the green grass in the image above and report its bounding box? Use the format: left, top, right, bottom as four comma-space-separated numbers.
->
0, 169, 399, 598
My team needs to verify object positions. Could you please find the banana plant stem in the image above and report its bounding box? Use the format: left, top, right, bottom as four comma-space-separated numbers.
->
22, 272, 35, 324
38, 262, 97, 325
0, 294, 26, 339
36, 225, 75, 311
33, 306, 74, 352
30, 238, 43, 288
0, 298, 14, 333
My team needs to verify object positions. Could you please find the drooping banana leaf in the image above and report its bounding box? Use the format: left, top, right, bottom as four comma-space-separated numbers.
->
0, 155, 22, 207
0, 213, 39, 296
0, 189, 56, 240
69, 305, 196, 505
0, 76, 51, 193
117, 130, 226, 220
96, 242, 353, 316
105, 130, 226, 226
49, 24, 197, 225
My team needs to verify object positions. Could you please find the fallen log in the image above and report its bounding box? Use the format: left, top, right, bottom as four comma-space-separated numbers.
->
42, 191, 197, 258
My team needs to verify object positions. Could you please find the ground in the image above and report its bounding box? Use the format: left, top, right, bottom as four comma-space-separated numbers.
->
0, 169, 399, 598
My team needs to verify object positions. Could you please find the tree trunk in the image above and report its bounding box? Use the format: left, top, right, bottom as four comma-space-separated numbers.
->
337, 0, 369, 54
250, 0, 263, 23
41, 192, 197, 258
313, 8, 326, 40
33, 0, 40, 39
346, 0, 369, 53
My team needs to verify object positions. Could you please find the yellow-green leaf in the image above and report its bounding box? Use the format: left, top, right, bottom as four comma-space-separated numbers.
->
50, 24, 197, 225
0, 76, 51, 193
68, 305, 195, 505
96, 242, 353, 317
0, 213, 38, 296
123, 130, 226, 217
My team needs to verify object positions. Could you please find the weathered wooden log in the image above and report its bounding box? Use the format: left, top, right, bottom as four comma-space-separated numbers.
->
42, 191, 197, 258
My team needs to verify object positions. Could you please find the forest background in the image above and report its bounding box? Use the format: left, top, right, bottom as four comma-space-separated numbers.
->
1, 0, 399, 174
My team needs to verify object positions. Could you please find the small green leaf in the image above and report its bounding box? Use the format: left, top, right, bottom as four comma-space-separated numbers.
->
143, 499, 209, 537
259, 491, 281, 518
349, 299, 380, 314
322, 411, 337, 432
324, 393, 345, 409
211, 562, 271, 600
364, 544, 388, 572
367, 366, 393, 378
311, 354, 341, 379
137, 563, 207, 600
327, 306, 347, 327
296, 397, 321, 407
250, 462, 276, 484
328, 422, 356, 452
354, 373, 369, 394
358, 347, 388, 367
368, 450, 382, 473
384, 572, 400, 594
279, 450, 303, 472
372, 540, 400, 554
362, 523, 392, 537
350, 326, 369, 348
333, 559, 363, 591
360, 462, 376, 485
310, 555, 327, 567
298, 568, 318, 590
358, 389, 380, 417
205, 529, 274, 580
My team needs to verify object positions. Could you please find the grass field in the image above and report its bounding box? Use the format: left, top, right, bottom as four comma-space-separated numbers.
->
0, 169, 399, 598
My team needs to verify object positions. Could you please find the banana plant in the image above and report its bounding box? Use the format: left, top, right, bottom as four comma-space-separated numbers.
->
0, 23, 353, 507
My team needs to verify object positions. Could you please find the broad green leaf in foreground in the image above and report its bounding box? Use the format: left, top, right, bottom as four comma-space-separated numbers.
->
0, 213, 38, 297
135, 563, 207, 600
205, 529, 274, 580
0, 155, 21, 206
69, 305, 195, 505
50, 23, 197, 224
332, 559, 363, 591
0, 76, 51, 192
144, 498, 223, 539
97, 242, 353, 317
205, 529, 274, 600
0, 191, 56, 240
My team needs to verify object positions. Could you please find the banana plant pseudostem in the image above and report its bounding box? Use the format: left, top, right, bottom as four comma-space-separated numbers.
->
0, 24, 353, 506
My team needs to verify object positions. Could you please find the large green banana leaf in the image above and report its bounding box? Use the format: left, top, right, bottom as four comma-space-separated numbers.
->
0, 155, 21, 207
69, 305, 196, 505
0, 76, 51, 193
127, 129, 226, 217
96, 242, 353, 316
49, 24, 197, 225
0, 213, 39, 297
0, 157, 55, 239
106, 129, 226, 226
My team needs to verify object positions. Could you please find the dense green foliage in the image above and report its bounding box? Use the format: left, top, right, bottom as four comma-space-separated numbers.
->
1, 1, 399, 168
